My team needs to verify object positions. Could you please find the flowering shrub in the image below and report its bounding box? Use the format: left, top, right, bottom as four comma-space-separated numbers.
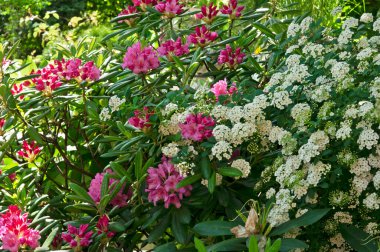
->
1, 1, 380, 252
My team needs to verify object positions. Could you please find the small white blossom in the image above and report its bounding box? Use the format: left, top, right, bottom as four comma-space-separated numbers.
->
108, 95, 125, 113
231, 159, 251, 178
99, 108, 111, 121
360, 13, 373, 23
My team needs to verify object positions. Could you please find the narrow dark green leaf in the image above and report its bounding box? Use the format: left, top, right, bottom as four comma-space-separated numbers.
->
218, 167, 243, 177
193, 220, 236, 236
340, 225, 378, 252
176, 174, 202, 189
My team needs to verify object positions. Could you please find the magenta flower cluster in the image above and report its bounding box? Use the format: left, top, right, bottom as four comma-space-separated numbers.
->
220, 0, 245, 19
128, 107, 154, 129
187, 25, 218, 47
211, 79, 237, 101
155, 0, 183, 18
180, 113, 215, 141
157, 38, 189, 60
122, 42, 160, 74
118, 6, 138, 26
62, 224, 93, 249
88, 170, 132, 207
146, 157, 192, 208
0, 205, 40, 252
218, 44, 245, 68
195, 2, 219, 24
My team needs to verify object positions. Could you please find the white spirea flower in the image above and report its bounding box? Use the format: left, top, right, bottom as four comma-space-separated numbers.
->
306, 162, 331, 186
108, 95, 126, 112
373, 18, 380, 32
298, 143, 320, 163
363, 193, 380, 210
309, 131, 329, 151
99, 107, 111, 121
291, 103, 311, 126
336, 121, 352, 140
364, 222, 379, 236
231, 159, 251, 178
268, 126, 288, 143
226, 106, 244, 123
286, 45, 300, 54
212, 105, 228, 120
162, 103, 178, 116
358, 101, 374, 116
360, 13, 373, 23
357, 48, 375, 60
285, 64, 310, 84
357, 128, 379, 150
266, 188, 276, 199
338, 29, 354, 45
373, 171, 380, 190
230, 122, 256, 146
331, 6, 342, 16
287, 23, 300, 38
342, 17, 359, 30
271, 91, 292, 110
211, 141, 232, 160
267, 189, 294, 227
161, 142, 179, 158
212, 125, 231, 142
369, 36, 380, 47
300, 17, 313, 32
357, 37, 369, 49
286, 54, 301, 67
339, 51, 351, 60
302, 43, 324, 58
331, 62, 350, 80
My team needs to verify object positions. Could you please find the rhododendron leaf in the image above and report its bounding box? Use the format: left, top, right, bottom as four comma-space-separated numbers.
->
200, 155, 211, 179
69, 182, 96, 204
110, 162, 128, 177
218, 167, 243, 177
176, 174, 202, 189
134, 150, 143, 180
279, 238, 308, 251
171, 212, 189, 244
212, 36, 239, 47
340, 224, 377, 252
109, 222, 126, 232
268, 239, 281, 252
208, 172, 216, 194
193, 220, 237, 236
194, 237, 207, 252
108, 176, 127, 204
251, 22, 276, 39
4, 40, 20, 60
41, 227, 59, 248
207, 238, 246, 251
101, 173, 109, 198
142, 207, 163, 229
148, 214, 170, 243
270, 209, 330, 236
154, 242, 176, 252
248, 236, 259, 252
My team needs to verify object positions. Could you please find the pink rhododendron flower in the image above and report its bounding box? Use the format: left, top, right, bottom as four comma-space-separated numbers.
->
133, 0, 157, 11
0, 118, 4, 134
155, 0, 183, 18
157, 38, 189, 60
62, 224, 93, 249
53, 58, 101, 82
0, 205, 41, 252
128, 107, 154, 130
211, 79, 237, 101
218, 44, 245, 68
0, 169, 16, 182
195, 3, 219, 24
97, 215, 115, 238
146, 157, 192, 208
118, 6, 139, 26
187, 25, 218, 47
220, 0, 244, 19
88, 170, 132, 207
11, 80, 30, 100
122, 42, 160, 74
179, 113, 215, 141
51, 234, 62, 249
32, 68, 62, 96
17, 140, 41, 163
81, 61, 101, 81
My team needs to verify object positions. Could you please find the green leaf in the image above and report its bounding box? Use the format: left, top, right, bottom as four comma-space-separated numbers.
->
340, 225, 378, 252
27, 126, 44, 145
268, 239, 282, 252
251, 22, 275, 39
279, 238, 308, 251
148, 214, 170, 243
109, 222, 127, 232
193, 220, 236, 236
207, 238, 246, 252
248, 236, 259, 252
218, 167, 243, 177
195, 237, 207, 252
208, 172, 216, 194
41, 227, 59, 248
134, 150, 143, 180
69, 183, 95, 204
270, 209, 330, 236
176, 174, 202, 189
172, 211, 188, 244
154, 242, 176, 252
200, 155, 211, 179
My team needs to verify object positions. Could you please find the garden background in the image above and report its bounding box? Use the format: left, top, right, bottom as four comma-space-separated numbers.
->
1, 0, 380, 251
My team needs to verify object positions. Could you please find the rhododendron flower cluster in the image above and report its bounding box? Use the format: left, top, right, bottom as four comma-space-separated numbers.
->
218, 44, 245, 68
157, 38, 189, 60
146, 157, 192, 208
118, 6, 138, 26
62, 224, 93, 249
97, 215, 115, 238
32, 67, 62, 96
187, 25, 218, 47
122, 42, 160, 74
11, 80, 30, 100
195, 3, 219, 24
180, 113, 215, 141
17, 140, 41, 163
0, 118, 4, 134
220, 0, 245, 19
133, 0, 157, 11
88, 170, 132, 207
128, 107, 154, 129
155, 0, 183, 18
211, 79, 237, 101
0, 205, 40, 252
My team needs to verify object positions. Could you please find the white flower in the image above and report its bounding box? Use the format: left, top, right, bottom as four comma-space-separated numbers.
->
161, 142, 179, 158
231, 159, 251, 178
363, 193, 380, 210
271, 91, 292, 109
266, 188, 276, 199
331, 62, 350, 80
373, 171, 380, 190
302, 43, 324, 58
226, 106, 244, 123
230, 122, 256, 146
287, 23, 300, 38
108, 95, 126, 113
99, 107, 111, 121
286, 54, 301, 67
300, 17, 313, 32
286, 45, 300, 54
212, 125, 231, 142
298, 143, 320, 163
291, 103, 311, 126
162, 103, 178, 116
357, 128, 379, 150
336, 121, 352, 140
360, 13, 373, 23
212, 105, 228, 120
357, 48, 375, 60
373, 18, 380, 32
331, 6, 342, 16
306, 162, 331, 186
338, 29, 354, 45
342, 17, 358, 30
211, 141, 233, 160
